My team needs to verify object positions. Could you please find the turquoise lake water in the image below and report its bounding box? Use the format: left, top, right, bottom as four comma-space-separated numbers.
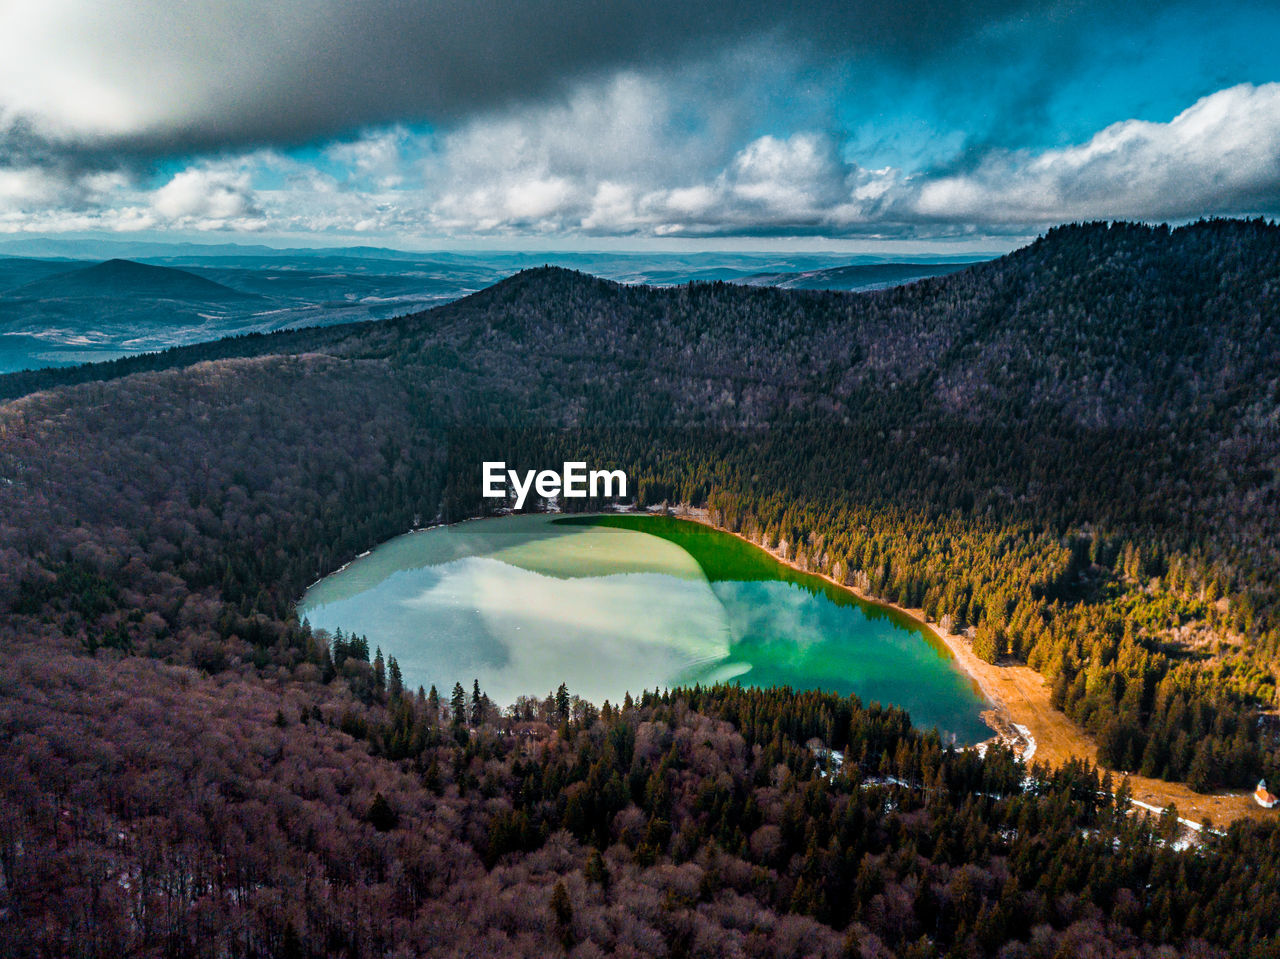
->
298, 513, 991, 742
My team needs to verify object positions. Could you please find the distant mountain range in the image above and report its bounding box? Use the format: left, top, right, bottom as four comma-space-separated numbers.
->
0, 245, 991, 373
738, 261, 972, 290
0, 257, 92, 291
7, 258, 258, 301
0, 234, 996, 266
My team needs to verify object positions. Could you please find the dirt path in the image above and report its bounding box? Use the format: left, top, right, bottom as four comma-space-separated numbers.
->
666, 506, 1272, 829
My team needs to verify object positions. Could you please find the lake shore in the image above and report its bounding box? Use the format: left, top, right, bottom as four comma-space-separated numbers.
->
659, 505, 1269, 828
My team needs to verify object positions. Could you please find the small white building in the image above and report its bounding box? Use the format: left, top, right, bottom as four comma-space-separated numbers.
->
1255, 779, 1277, 809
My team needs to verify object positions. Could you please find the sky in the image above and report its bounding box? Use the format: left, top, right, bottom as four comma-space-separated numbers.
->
0, 0, 1277, 251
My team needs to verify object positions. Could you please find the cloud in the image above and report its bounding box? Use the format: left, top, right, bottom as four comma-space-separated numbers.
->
0, 0, 1150, 160
728, 135, 847, 212
0, 155, 268, 235
0, 167, 65, 207
427, 115, 902, 238
2, 78, 1278, 243
3, 0, 1273, 244
382, 81, 1280, 237
425, 72, 742, 234
0, 162, 153, 234
324, 129, 414, 191
911, 83, 1280, 225
152, 168, 259, 225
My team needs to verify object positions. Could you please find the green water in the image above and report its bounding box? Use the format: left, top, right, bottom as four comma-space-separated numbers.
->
298, 513, 991, 742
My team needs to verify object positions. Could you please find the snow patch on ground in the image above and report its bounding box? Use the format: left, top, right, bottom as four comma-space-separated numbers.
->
1012, 723, 1036, 762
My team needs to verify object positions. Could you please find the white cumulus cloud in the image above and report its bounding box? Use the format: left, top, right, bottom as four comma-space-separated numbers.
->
913, 83, 1280, 224
151, 166, 261, 229
2, 78, 1277, 243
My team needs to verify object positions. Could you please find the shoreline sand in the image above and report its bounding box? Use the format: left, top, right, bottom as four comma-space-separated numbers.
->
662, 505, 1270, 828
329, 506, 1269, 828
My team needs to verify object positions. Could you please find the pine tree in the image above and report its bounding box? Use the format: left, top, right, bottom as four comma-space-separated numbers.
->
366, 792, 398, 832
451, 682, 467, 726
585, 849, 610, 889
1188, 739, 1218, 792
388, 656, 404, 699
550, 881, 573, 949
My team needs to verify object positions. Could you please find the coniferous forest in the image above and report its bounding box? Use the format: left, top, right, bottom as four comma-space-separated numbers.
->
2, 219, 1280, 956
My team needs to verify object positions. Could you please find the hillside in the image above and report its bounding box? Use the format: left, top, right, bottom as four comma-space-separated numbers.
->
7, 258, 259, 301
738, 260, 973, 290
0, 256, 93, 292
0, 251, 997, 375
16, 220, 1271, 430
1, 219, 1280, 956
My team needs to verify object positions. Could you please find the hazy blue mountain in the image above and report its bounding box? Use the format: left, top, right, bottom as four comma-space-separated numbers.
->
0, 259, 278, 372
0, 244, 996, 373
738, 261, 973, 291
0, 235, 997, 268
10, 259, 259, 300
0, 236, 332, 260
0, 256, 93, 292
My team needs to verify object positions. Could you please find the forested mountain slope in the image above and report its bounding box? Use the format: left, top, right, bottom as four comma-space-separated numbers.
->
1, 219, 1279, 956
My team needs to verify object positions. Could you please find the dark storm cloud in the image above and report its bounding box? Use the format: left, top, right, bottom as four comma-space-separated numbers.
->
0, 0, 1161, 157
4, 0, 1276, 242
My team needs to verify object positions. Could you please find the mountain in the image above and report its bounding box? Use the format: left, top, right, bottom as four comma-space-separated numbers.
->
0, 256, 93, 292
1, 220, 1279, 957
0, 250, 995, 374
0, 236, 338, 260
737, 260, 973, 290
7, 257, 259, 301
0, 258, 272, 374
0, 233, 1001, 266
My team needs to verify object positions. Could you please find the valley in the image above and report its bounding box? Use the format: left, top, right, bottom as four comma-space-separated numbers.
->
5, 1, 1275, 953
2, 219, 1279, 956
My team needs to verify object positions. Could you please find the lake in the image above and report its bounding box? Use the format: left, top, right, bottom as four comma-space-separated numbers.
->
297, 513, 991, 742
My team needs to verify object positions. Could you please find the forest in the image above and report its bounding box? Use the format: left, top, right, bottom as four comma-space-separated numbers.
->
1, 218, 1279, 956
